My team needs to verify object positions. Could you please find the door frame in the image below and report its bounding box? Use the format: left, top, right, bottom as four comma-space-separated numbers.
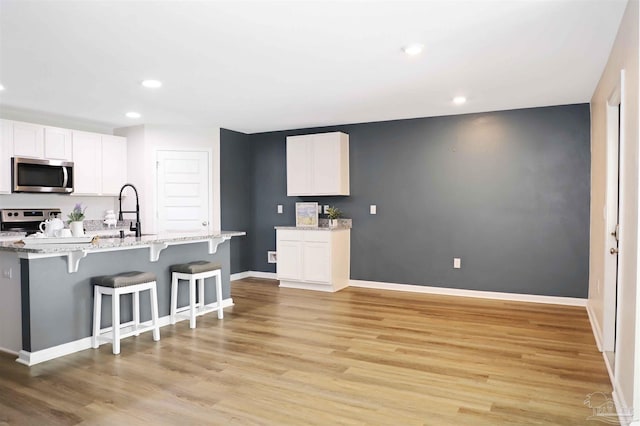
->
154, 148, 213, 234
602, 70, 625, 366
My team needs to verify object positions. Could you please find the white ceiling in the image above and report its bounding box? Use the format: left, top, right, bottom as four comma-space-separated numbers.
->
0, 0, 628, 134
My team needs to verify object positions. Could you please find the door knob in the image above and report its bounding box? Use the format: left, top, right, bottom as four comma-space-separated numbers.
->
610, 248, 619, 255
202, 221, 208, 226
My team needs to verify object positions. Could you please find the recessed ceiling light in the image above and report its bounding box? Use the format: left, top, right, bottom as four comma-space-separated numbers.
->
403, 43, 424, 56
141, 79, 162, 88
0, 84, 5, 91
125, 111, 141, 119
453, 96, 467, 105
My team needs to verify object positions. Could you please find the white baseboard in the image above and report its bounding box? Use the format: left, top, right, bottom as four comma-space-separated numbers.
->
0, 347, 19, 356
349, 279, 588, 306
586, 301, 604, 352
612, 384, 634, 426
232, 273, 587, 306
16, 298, 234, 367
231, 271, 277, 281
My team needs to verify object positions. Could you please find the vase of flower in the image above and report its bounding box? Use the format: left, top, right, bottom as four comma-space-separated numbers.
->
69, 221, 84, 237
326, 206, 342, 228
67, 203, 87, 237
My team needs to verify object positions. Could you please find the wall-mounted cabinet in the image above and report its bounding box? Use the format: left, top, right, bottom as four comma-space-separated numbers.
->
11, 121, 72, 161
276, 228, 350, 292
286, 131, 349, 196
0, 119, 127, 196
0, 120, 12, 194
72, 131, 127, 196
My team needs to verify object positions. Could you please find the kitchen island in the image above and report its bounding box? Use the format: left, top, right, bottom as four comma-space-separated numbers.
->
0, 231, 245, 365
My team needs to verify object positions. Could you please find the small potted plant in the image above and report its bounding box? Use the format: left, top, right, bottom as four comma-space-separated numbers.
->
326, 206, 342, 228
67, 203, 87, 237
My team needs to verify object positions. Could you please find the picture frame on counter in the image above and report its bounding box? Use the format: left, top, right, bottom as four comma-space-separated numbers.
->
295, 202, 319, 227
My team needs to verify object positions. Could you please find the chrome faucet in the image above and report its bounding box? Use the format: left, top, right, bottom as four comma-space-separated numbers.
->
118, 183, 141, 237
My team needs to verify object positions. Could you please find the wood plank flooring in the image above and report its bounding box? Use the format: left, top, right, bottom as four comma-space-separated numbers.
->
0, 278, 612, 425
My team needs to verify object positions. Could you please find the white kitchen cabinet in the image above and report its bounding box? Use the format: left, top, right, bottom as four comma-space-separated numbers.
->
72, 131, 101, 194
72, 131, 127, 196
12, 121, 44, 158
276, 228, 350, 292
286, 132, 349, 196
101, 135, 127, 195
43, 126, 72, 160
0, 120, 13, 194
11, 121, 72, 161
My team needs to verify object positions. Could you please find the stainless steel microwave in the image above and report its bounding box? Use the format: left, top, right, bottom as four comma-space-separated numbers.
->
12, 157, 74, 193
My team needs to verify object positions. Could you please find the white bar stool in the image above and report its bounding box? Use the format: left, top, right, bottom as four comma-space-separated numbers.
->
170, 261, 223, 328
92, 271, 160, 355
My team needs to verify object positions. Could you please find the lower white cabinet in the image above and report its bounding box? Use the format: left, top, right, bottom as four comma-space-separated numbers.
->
276, 228, 350, 292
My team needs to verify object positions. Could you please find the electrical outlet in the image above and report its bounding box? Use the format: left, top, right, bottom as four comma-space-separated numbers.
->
453, 258, 461, 269
323, 205, 330, 214
267, 251, 277, 263
2, 268, 12, 279
277, 205, 283, 214
370, 205, 377, 215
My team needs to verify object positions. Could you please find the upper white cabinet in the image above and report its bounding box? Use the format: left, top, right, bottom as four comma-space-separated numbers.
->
12, 121, 71, 160
0, 120, 13, 194
43, 127, 72, 160
72, 131, 101, 194
101, 135, 127, 195
72, 131, 127, 196
286, 131, 349, 196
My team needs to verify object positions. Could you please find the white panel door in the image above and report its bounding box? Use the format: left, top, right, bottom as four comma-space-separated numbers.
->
43, 127, 72, 160
157, 150, 210, 233
13, 121, 44, 158
71, 131, 101, 194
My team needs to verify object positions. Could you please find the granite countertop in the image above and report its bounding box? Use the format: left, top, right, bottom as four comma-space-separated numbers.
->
274, 226, 351, 231
275, 218, 352, 231
0, 231, 27, 238
0, 231, 246, 254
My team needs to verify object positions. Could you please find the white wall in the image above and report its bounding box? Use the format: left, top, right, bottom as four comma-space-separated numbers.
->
589, 0, 639, 420
115, 124, 221, 234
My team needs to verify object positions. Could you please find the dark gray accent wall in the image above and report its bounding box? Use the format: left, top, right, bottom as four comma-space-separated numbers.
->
244, 104, 591, 298
220, 128, 253, 274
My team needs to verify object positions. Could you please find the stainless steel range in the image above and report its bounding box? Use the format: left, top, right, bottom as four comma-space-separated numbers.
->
0, 208, 62, 235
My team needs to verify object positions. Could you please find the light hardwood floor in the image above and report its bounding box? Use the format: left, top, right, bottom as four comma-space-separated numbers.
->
0, 278, 612, 425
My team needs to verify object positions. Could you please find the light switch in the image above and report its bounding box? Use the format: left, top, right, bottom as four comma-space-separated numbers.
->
370, 205, 377, 215
454, 258, 461, 269
277, 205, 283, 214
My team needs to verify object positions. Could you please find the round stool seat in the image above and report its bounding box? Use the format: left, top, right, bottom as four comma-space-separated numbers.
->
171, 261, 220, 275
93, 271, 157, 288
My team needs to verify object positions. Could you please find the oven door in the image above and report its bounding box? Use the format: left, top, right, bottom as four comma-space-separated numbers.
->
12, 157, 74, 193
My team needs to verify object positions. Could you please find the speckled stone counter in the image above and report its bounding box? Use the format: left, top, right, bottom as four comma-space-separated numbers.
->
0, 231, 245, 255
275, 218, 352, 231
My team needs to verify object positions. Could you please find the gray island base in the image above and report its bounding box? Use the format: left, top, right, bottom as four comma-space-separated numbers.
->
0, 232, 244, 366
